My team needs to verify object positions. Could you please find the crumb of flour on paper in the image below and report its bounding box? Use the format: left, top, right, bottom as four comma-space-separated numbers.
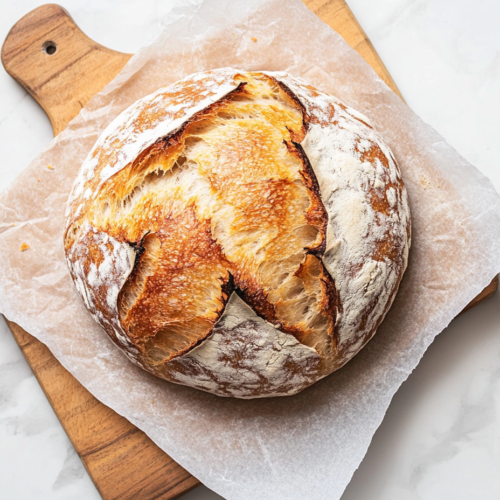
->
47, 164, 54, 170
151, 399, 155, 405
420, 174, 441, 190
20, 243, 30, 252
420, 175, 431, 189
10, 223, 15, 227
251, 37, 257, 42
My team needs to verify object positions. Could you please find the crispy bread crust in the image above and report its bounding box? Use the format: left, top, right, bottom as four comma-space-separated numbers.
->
65, 69, 411, 398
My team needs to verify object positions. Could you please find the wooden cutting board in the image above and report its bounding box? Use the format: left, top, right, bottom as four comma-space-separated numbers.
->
1, 2, 498, 499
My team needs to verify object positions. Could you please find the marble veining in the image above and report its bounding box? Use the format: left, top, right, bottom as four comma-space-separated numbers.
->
0, 0, 498, 499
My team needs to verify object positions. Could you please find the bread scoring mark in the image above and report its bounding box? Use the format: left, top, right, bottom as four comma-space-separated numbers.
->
175, 74, 338, 361
118, 231, 159, 320
268, 72, 411, 362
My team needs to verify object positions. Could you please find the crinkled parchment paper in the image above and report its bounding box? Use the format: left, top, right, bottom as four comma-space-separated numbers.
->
1, 1, 500, 498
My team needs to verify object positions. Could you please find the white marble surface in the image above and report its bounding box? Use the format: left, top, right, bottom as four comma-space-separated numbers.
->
0, 0, 498, 498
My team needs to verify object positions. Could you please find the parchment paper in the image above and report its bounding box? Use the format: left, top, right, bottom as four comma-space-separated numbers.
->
1, 1, 500, 499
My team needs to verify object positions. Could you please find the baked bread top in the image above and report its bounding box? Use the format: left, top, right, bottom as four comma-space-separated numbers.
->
64, 69, 411, 398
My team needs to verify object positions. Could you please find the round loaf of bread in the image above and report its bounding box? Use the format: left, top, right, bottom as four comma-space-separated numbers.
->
64, 68, 411, 398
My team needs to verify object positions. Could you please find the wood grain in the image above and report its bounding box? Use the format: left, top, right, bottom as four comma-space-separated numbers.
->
1, 2, 497, 499
1, 3, 132, 135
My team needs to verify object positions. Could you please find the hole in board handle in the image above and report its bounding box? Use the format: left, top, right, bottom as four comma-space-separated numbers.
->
42, 41, 57, 55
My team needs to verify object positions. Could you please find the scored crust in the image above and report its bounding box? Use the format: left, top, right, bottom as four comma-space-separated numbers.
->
64, 68, 411, 398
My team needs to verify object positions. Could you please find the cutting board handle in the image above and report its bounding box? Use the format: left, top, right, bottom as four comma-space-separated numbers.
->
1, 4, 131, 135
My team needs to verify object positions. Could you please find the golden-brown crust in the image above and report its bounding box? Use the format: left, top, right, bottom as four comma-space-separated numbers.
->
118, 208, 232, 362
65, 68, 411, 398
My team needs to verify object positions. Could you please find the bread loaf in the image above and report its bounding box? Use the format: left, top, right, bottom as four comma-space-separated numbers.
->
64, 68, 411, 398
